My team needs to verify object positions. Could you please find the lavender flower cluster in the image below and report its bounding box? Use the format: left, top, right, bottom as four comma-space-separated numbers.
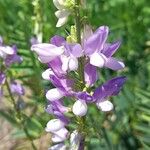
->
0, 36, 24, 97
31, 25, 126, 149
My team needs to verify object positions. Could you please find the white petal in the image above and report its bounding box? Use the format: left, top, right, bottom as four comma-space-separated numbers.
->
0, 50, 6, 58
46, 88, 64, 101
38, 55, 56, 63
42, 69, 54, 80
90, 52, 106, 67
31, 44, 64, 56
0, 46, 14, 55
97, 100, 113, 112
55, 10, 70, 18
53, 128, 69, 140
70, 130, 81, 150
46, 119, 65, 132
51, 134, 65, 143
53, 0, 65, 9
61, 55, 69, 72
69, 57, 78, 71
48, 143, 66, 150
56, 17, 68, 27
72, 100, 87, 116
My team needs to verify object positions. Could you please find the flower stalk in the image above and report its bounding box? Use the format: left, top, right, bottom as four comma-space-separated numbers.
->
75, 0, 86, 149
5, 79, 37, 150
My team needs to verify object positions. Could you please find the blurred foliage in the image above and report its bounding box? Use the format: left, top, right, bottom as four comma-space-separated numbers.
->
0, 0, 150, 149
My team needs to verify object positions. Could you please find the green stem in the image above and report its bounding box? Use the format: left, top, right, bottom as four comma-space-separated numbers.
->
5, 79, 37, 150
75, 0, 85, 86
74, 1, 86, 149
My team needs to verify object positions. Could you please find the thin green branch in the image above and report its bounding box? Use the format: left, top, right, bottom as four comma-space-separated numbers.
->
5, 79, 37, 150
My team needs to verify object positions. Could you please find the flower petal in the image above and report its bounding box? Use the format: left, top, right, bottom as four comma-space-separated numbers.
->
46, 88, 64, 101
70, 130, 81, 150
72, 100, 87, 116
84, 63, 98, 86
53, 128, 69, 140
97, 100, 113, 112
68, 57, 78, 71
93, 76, 127, 101
53, 0, 65, 9
105, 57, 125, 70
65, 43, 83, 57
61, 55, 69, 72
31, 43, 64, 56
102, 41, 121, 57
56, 17, 68, 27
50, 35, 65, 47
90, 52, 106, 67
48, 143, 66, 150
0, 46, 14, 55
42, 69, 54, 80
55, 10, 70, 19
46, 119, 65, 132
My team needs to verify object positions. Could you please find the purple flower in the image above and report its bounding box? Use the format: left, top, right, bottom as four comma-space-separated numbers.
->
93, 76, 126, 111
10, 81, 25, 96
31, 43, 64, 63
5, 45, 23, 67
0, 38, 22, 66
83, 26, 125, 70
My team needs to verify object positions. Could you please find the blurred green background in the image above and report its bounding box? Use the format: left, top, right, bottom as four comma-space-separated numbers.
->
0, 0, 150, 149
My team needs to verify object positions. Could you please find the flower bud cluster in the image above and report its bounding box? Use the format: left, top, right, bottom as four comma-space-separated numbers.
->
31, 25, 126, 148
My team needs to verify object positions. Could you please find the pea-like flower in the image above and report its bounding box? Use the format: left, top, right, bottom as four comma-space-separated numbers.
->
53, 0, 73, 27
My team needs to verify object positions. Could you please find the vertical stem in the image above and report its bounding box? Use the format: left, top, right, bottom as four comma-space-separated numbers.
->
5, 79, 37, 150
75, 0, 85, 85
75, 1, 86, 149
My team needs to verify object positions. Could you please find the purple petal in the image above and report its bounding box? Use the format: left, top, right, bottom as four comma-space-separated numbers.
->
84, 30, 100, 55
48, 57, 66, 78
84, 26, 109, 55
93, 76, 127, 101
49, 74, 73, 95
102, 41, 121, 57
65, 43, 83, 57
5, 54, 23, 67
76, 92, 94, 103
54, 111, 69, 124
50, 35, 65, 47
31, 43, 64, 63
10, 81, 25, 95
105, 57, 125, 70
84, 63, 98, 86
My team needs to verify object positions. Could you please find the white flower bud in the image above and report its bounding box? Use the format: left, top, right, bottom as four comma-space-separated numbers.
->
46, 119, 65, 132
46, 88, 64, 101
96, 100, 113, 112
72, 100, 87, 116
